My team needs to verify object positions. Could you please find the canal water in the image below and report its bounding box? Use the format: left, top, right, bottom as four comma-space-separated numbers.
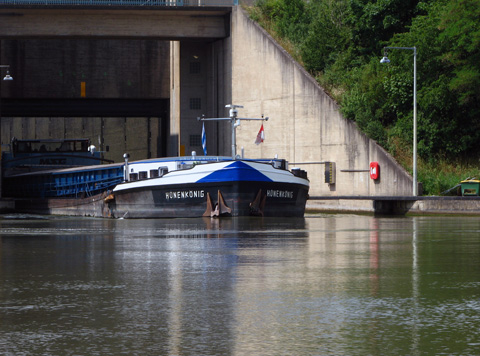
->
0, 214, 479, 356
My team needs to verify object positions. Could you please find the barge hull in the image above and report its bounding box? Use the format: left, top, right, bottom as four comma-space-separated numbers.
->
110, 181, 308, 218
12, 181, 308, 218
14, 191, 112, 218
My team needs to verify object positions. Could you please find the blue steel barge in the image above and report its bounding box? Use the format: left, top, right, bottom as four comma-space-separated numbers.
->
2, 138, 124, 217
2, 138, 112, 176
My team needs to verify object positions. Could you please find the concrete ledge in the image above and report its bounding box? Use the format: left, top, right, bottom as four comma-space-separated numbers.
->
0, 199, 15, 213
0, 6, 232, 40
307, 196, 480, 216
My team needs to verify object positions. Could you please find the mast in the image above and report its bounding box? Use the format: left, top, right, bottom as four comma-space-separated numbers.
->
198, 104, 268, 159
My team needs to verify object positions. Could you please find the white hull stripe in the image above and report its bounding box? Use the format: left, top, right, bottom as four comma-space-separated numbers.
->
113, 160, 308, 192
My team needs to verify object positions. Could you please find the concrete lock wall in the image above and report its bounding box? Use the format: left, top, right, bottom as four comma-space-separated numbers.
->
1, 39, 170, 99
1, 116, 164, 163
0, 8, 414, 198
229, 7, 413, 197
1, 39, 170, 163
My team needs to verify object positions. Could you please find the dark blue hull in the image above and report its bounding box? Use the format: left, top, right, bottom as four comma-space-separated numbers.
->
110, 180, 309, 218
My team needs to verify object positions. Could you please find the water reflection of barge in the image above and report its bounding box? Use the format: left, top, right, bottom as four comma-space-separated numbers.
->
3, 108, 309, 218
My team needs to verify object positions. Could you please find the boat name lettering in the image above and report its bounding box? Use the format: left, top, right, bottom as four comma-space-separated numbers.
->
39, 158, 67, 165
266, 189, 294, 198
165, 190, 205, 200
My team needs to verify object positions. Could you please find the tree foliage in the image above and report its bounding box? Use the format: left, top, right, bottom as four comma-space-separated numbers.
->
251, 0, 480, 166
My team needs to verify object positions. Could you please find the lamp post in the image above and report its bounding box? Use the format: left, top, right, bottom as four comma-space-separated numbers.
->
380, 46, 417, 196
1, 66, 13, 81
0, 65, 14, 141
0, 65, 14, 199
0, 64, 13, 128
0, 65, 14, 136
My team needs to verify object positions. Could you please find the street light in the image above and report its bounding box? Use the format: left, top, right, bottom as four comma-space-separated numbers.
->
380, 46, 417, 196
0, 64, 14, 128
1, 65, 13, 81
0, 64, 13, 122
380, 49, 390, 64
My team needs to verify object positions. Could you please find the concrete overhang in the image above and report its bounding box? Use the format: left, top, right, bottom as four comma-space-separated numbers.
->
0, 6, 231, 40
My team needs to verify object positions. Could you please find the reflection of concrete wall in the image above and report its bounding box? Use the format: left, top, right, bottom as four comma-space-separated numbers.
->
231, 8, 412, 196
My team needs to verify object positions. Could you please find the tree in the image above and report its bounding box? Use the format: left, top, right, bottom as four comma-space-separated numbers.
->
300, 0, 351, 73
439, 0, 480, 105
348, 0, 422, 56
270, 0, 310, 43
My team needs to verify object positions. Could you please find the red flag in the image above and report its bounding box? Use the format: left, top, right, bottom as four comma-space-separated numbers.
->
255, 124, 265, 145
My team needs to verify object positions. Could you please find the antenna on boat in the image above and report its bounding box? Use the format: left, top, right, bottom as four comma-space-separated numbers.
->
197, 104, 268, 159
123, 153, 130, 182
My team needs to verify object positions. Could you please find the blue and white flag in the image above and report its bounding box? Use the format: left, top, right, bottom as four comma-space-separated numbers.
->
202, 122, 207, 156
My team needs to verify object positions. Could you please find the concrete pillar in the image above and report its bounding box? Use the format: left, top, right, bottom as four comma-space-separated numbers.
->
169, 41, 181, 157
177, 40, 231, 157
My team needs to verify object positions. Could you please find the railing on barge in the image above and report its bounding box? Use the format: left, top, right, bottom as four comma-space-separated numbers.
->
0, 0, 238, 6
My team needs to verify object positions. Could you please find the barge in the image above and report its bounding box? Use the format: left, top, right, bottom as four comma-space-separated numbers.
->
2, 106, 309, 218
